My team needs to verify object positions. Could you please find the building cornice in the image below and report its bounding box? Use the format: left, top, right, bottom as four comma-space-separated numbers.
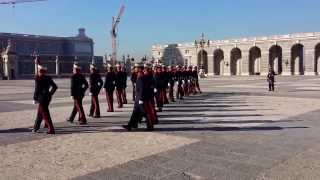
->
152, 32, 320, 49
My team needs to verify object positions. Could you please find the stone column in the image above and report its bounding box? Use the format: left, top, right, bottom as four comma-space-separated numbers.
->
13, 56, 19, 79
223, 51, 231, 76
3, 54, 18, 80
55, 56, 60, 76
305, 47, 316, 75
260, 51, 269, 76
207, 54, 214, 76
241, 51, 250, 76
3, 55, 10, 79
282, 48, 292, 76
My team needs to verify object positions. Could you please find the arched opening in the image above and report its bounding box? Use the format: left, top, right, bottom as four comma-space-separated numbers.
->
269, 45, 283, 74
230, 48, 242, 75
315, 43, 320, 75
291, 44, 304, 75
197, 50, 208, 74
249, 46, 261, 75
213, 49, 224, 75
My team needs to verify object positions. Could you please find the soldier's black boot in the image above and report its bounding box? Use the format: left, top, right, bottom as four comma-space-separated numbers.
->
122, 125, 132, 131
66, 118, 74, 124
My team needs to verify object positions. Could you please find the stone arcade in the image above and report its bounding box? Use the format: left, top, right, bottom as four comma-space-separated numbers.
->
152, 32, 320, 76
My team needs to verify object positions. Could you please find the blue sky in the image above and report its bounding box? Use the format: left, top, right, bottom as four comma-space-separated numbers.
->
0, 0, 319, 58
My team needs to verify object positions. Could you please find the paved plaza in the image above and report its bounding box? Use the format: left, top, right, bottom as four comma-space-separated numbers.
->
1, 76, 320, 180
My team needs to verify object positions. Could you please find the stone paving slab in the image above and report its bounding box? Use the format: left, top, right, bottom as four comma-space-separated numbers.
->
0, 130, 198, 180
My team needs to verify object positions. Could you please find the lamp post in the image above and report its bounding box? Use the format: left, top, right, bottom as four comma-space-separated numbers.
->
196, 33, 206, 73
284, 59, 289, 67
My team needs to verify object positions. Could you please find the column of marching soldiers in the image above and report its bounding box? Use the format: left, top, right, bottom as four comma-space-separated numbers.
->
32, 62, 202, 134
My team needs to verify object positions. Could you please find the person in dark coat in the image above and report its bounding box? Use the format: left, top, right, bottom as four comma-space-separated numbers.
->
104, 64, 116, 112
88, 64, 103, 118
267, 68, 276, 91
122, 63, 155, 131
67, 63, 89, 125
130, 65, 138, 101
33, 65, 58, 134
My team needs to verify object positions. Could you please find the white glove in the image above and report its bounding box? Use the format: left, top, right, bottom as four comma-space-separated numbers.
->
176, 82, 179, 85
89, 92, 93, 96
188, 80, 191, 83
138, 100, 143, 104
154, 88, 157, 93
182, 80, 185, 84
168, 83, 171, 87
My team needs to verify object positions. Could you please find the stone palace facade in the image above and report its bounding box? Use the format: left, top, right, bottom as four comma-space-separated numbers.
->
0, 28, 103, 79
152, 32, 320, 76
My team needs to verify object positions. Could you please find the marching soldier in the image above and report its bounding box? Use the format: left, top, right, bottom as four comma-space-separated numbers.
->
115, 64, 124, 108
267, 68, 276, 91
182, 66, 189, 96
32, 65, 57, 134
193, 66, 202, 94
120, 65, 128, 104
130, 64, 138, 101
154, 65, 164, 112
162, 65, 169, 104
144, 63, 158, 124
104, 64, 116, 112
67, 63, 89, 125
88, 64, 103, 118
176, 65, 184, 100
168, 66, 175, 102
187, 66, 194, 95
122, 63, 155, 131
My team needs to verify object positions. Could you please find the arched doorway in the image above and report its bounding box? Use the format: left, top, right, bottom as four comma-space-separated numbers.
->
269, 45, 283, 74
315, 43, 320, 75
249, 46, 261, 75
230, 48, 242, 75
291, 44, 304, 75
213, 49, 224, 75
197, 50, 208, 74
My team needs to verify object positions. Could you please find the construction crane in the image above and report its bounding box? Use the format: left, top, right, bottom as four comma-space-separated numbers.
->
110, 5, 125, 65
0, 0, 46, 7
